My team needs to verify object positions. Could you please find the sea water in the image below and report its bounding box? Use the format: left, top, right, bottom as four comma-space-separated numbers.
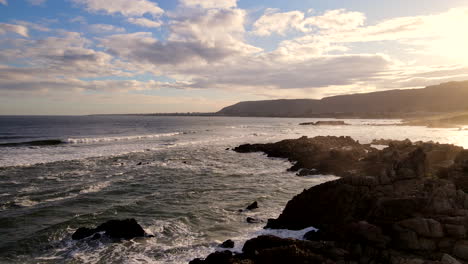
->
1, 115, 467, 263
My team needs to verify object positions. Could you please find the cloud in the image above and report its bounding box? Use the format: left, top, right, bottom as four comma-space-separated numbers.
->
0, 0, 6, 5
252, 9, 365, 36
100, 8, 260, 68
73, 0, 164, 17
27, 0, 46, 6
4, 3, 468, 108
252, 9, 305, 36
127, 17, 162, 28
180, 54, 393, 91
180, 0, 237, 9
0, 23, 29, 37
13, 20, 50, 32
0, 31, 132, 78
302, 9, 365, 31
89, 24, 126, 34
69, 16, 87, 24
100, 32, 239, 66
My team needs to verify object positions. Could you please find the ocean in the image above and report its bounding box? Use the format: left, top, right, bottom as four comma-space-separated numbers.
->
1, 115, 467, 263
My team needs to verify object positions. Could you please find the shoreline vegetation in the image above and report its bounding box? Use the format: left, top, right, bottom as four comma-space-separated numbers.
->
191, 136, 468, 264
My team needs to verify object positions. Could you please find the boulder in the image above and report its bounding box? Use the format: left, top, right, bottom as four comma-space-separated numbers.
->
397, 218, 444, 238
441, 254, 462, 264
445, 224, 466, 239
246, 201, 258, 210
72, 219, 146, 240
193, 136, 468, 264
453, 240, 468, 260
219, 239, 235, 249
72, 227, 96, 240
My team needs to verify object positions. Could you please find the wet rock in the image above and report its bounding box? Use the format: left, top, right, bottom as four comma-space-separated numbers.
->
72, 227, 96, 240
193, 136, 468, 264
219, 239, 235, 248
296, 168, 317, 176
303, 230, 323, 241
453, 240, 468, 260
246, 217, 260, 224
445, 224, 466, 239
72, 219, 146, 240
189, 251, 235, 264
299, 121, 348, 126
397, 218, 444, 238
441, 254, 462, 264
246, 201, 258, 210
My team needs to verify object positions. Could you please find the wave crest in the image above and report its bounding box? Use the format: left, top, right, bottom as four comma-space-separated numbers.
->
65, 132, 182, 144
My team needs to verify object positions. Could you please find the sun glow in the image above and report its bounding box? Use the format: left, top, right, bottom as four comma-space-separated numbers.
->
420, 8, 468, 62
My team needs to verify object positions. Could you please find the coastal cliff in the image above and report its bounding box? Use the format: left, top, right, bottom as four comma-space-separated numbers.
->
217, 81, 468, 121
192, 136, 468, 264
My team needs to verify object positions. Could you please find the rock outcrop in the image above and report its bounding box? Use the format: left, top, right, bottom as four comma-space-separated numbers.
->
72, 219, 147, 240
194, 136, 468, 264
299, 121, 349, 126
246, 201, 259, 210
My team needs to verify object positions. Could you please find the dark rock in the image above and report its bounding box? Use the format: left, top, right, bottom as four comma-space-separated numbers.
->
246, 217, 260, 224
188, 258, 204, 264
219, 239, 235, 248
193, 136, 468, 264
246, 201, 258, 210
72, 227, 96, 240
197, 251, 234, 264
296, 168, 318, 176
225, 148, 230, 151
72, 219, 146, 240
303, 230, 324, 241
136, 162, 142, 165
299, 121, 348, 126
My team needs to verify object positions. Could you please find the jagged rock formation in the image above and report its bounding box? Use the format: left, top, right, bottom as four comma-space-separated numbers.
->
193, 136, 468, 264
72, 219, 147, 240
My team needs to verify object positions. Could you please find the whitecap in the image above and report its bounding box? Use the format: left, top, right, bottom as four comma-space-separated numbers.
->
66, 132, 182, 144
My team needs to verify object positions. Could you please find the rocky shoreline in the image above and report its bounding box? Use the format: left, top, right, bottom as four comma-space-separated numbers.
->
191, 136, 468, 264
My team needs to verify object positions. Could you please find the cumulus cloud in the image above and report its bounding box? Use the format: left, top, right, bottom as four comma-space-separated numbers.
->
180, 0, 237, 9
127, 17, 162, 28
302, 9, 365, 31
252, 9, 305, 36
89, 24, 125, 34
100, 32, 238, 66
100, 8, 260, 68
73, 0, 164, 17
0, 23, 29, 37
3, 2, 468, 108
252, 9, 365, 36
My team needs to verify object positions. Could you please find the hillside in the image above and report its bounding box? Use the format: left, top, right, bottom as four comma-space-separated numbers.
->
217, 81, 468, 118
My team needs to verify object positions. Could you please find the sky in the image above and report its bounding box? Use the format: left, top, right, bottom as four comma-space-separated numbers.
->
1, 0, 468, 115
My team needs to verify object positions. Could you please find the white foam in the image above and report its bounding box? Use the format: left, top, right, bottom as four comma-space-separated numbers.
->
222, 226, 318, 254
14, 196, 39, 207
79, 181, 111, 194
66, 132, 182, 144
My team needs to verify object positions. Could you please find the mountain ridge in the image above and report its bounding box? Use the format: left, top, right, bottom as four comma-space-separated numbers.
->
217, 81, 468, 118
